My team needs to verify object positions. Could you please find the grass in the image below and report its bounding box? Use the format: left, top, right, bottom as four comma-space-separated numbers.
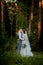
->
0, 49, 43, 65
0, 37, 43, 65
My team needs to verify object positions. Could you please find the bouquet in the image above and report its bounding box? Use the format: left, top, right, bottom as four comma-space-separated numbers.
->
22, 41, 27, 48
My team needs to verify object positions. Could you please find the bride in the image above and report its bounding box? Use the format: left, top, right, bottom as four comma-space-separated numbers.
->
20, 30, 33, 57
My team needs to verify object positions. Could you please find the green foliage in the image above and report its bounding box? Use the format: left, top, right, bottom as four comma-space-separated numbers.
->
17, 1, 31, 16
17, 1, 27, 11
0, 50, 43, 65
16, 11, 27, 30
4, 2, 16, 37
0, 37, 43, 65
17, 12, 24, 28
0, 1, 43, 65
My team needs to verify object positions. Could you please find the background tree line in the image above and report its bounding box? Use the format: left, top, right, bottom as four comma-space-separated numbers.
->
0, 0, 43, 65
0, 0, 43, 56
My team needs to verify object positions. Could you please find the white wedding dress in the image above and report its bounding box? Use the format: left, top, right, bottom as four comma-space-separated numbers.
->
20, 31, 33, 57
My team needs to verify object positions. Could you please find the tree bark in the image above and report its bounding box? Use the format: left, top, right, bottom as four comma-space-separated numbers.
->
28, 0, 34, 37
38, 0, 42, 40
1, 1, 5, 37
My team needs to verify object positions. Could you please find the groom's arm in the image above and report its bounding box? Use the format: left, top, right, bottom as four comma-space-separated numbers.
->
19, 33, 23, 40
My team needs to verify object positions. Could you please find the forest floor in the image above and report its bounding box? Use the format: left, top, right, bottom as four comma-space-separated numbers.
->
0, 38, 43, 65
0, 50, 43, 65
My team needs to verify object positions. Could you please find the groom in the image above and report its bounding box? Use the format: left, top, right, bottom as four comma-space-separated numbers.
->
17, 29, 23, 54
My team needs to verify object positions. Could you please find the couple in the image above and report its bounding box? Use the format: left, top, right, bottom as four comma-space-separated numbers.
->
17, 29, 33, 57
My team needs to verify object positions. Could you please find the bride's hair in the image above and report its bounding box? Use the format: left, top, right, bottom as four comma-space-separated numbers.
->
23, 30, 25, 34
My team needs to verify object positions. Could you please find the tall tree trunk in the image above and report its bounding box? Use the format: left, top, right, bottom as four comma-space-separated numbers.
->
10, 5, 14, 39
1, 2, 5, 37
42, 0, 43, 8
38, 0, 42, 40
38, 0, 43, 50
28, 0, 34, 37
15, 1, 18, 33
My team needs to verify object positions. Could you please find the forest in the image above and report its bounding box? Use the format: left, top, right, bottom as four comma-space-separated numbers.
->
0, 0, 43, 65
